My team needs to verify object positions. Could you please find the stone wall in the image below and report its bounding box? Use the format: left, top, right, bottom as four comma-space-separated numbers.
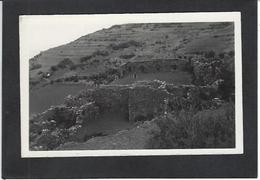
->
64, 80, 219, 123
191, 59, 223, 85
76, 102, 100, 125
91, 85, 130, 118
128, 86, 170, 122
119, 58, 188, 75
30, 80, 222, 150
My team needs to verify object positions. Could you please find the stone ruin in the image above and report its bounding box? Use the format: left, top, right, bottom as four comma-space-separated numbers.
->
29, 79, 223, 150
30, 51, 233, 150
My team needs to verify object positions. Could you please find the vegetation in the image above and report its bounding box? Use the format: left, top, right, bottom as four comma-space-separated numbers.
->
29, 22, 235, 150
57, 58, 74, 69
29, 106, 82, 150
218, 63, 235, 100
50, 58, 74, 72
120, 53, 135, 59
109, 40, 142, 50
80, 55, 92, 63
148, 103, 235, 149
30, 63, 42, 70
205, 50, 216, 58
80, 50, 109, 64
92, 50, 109, 56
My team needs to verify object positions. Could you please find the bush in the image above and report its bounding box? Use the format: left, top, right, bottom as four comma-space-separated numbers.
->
64, 75, 79, 82
57, 58, 74, 69
147, 103, 235, 149
218, 68, 234, 100
93, 50, 109, 56
29, 106, 82, 150
109, 40, 142, 50
80, 55, 92, 63
29, 79, 39, 87
30, 63, 42, 70
218, 52, 225, 59
205, 50, 215, 58
55, 79, 63, 83
70, 65, 77, 70
120, 53, 135, 59
50, 66, 58, 71
228, 50, 234, 57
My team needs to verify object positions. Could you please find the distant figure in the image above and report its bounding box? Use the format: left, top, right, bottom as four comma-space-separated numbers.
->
133, 73, 137, 79
163, 98, 169, 116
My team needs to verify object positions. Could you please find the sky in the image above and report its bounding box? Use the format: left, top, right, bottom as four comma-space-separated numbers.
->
19, 12, 239, 60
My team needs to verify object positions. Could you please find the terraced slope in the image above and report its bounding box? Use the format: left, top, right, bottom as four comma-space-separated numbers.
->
29, 22, 234, 83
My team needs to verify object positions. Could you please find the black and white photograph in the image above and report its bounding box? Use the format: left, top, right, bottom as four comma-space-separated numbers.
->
20, 12, 243, 157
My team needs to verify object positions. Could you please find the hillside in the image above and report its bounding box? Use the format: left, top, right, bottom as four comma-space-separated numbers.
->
29, 22, 235, 150
29, 22, 234, 87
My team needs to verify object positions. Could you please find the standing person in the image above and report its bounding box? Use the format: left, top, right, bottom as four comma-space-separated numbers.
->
163, 98, 169, 116
133, 73, 137, 79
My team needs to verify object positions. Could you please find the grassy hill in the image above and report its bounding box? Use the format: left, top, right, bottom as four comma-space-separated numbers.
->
29, 22, 234, 116
29, 22, 234, 84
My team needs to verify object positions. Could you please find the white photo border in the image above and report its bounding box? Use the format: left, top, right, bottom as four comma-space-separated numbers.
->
20, 12, 243, 158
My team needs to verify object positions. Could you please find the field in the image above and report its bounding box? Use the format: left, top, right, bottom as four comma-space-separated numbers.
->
29, 83, 87, 116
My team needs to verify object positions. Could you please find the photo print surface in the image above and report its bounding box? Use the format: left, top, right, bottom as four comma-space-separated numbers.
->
20, 12, 243, 157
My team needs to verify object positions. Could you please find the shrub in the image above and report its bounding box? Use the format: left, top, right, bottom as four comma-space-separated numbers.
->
134, 115, 147, 122
228, 50, 234, 57
205, 50, 216, 58
50, 66, 58, 71
57, 58, 74, 69
70, 65, 77, 70
120, 53, 135, 59
93, 50, 109, 56
109, 40, 142, 50
218, 52, 225, 59
64, 75, 79, 82
55, 79, 63, 83
29, 106, 82, 150
147, 103, 235, 149
29, 79, 39, 87
218, 68, 234, 100
80, 55, 92, 63
30, 63, 42, 70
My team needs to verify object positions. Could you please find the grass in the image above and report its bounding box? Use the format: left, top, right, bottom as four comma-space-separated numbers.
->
147, 103, 235, 149
76, 112, 133, 142
29, 83, 87, 116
